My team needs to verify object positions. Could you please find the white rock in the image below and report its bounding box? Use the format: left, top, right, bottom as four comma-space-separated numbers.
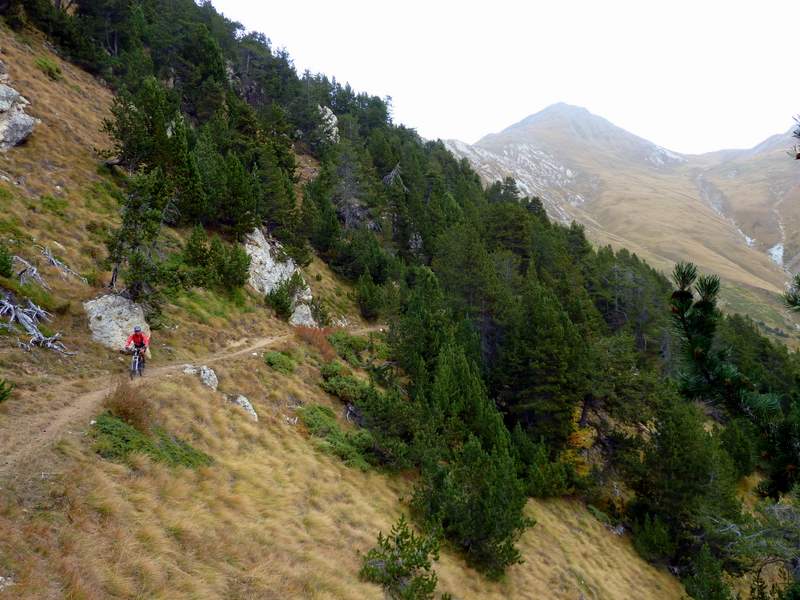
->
199, 366, 218, 391
0, 575, 14, 591
229, 394, 258, 421
289, 303, 317, 327
182, 364, 198, 375
244, 228, 318, 327
244, 228, 299, 296
0, 84, 19, 112
83, 294, 149, 351
317, 105, 339, 144
0, 83, 38, 150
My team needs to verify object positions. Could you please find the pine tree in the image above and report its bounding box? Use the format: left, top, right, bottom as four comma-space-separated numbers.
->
223, 152, 258, 239
413, 435, 531, 579
106, 169, 172, 304
493, 275, 585, 447
356, 270, 382, 321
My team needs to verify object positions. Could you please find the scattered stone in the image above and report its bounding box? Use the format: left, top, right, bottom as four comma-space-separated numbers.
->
228, 394, 258, 421
0, 83, 38, 150
83, 294, 149, 351
182, 364, 198, 375
0, 575, 14, 591
199, 366, 218, 391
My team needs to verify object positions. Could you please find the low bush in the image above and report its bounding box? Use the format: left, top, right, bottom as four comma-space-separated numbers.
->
328, 330, 369, 366
360, 515, 440, 600
0, 378, 13, 403
321, 373, 373, 404
34, 56, 62, 80
295, 326, 337, 361
263, 350, 295, 374
103, 380, 153, 433
266, 272, 305, 320
0, 243, 12, 278
298, 404, 376, 471
93, 414, 212, 468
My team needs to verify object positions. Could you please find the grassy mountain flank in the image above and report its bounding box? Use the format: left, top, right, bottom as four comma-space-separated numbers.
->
0, 26, 685, 600
2, 3, 800, 599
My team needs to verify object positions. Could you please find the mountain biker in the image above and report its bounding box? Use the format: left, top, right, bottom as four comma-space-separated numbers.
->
125, 326, 150, 370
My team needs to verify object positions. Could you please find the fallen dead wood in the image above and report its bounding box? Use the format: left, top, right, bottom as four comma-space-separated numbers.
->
37, 245, 87, 284
0, 294, 74, 354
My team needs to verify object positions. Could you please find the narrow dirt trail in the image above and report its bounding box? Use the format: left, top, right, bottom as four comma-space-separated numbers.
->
0, 326, 381, 483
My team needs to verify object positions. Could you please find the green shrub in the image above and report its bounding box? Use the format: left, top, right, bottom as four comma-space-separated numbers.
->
0, 378, 13, 403
321, 374, 373, 404
320, 360, 348, 380
632, 514, 676, 563
34, 56, 62, 80
182, 227, 250, 291
328, 331, 369, 366
264, 350, 295, 374
298, 404, 376, 470
266, 272, 304, 320
40, 194, 68, 216
92, 414, 212, 468
682, 544, 734, 600
0, 243, 12, 278
360, 515, 440, 600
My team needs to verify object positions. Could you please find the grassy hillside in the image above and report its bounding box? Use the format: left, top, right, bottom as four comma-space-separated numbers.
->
0, 28, 687, 600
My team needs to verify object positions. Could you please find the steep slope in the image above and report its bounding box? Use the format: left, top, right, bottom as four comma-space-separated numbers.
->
0, 29, 687, 600
446, 104, 800, 342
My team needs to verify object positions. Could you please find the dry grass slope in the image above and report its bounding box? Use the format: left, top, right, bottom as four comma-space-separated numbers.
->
1, 350, 684, 599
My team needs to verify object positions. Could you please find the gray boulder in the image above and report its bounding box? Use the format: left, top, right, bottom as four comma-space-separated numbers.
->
228, 394, 258, 421
182, 364, 218, 390
83, 294, 149, 351
289, 303, 316, 327
200, 366, 218, 391
0, 83, 38, 150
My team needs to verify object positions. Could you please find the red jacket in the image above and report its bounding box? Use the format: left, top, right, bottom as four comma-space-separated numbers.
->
125, 332, 150, 349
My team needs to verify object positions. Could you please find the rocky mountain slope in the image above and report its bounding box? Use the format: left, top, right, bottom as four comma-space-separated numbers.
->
446, 103, 800, 341
0, 29, 687, 599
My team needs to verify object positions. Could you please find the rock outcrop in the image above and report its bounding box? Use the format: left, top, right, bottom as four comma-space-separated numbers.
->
227, 394, 258, 421
83, 294, 149, 351
317, 105, 339, 145
0, 83, 37, 151
244, 228, 318, 327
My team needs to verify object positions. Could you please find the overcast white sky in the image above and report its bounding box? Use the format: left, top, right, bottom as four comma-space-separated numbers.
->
212, 0, 797, 154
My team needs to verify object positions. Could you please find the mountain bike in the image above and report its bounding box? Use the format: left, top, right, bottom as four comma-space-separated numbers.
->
129, 346, 145, 379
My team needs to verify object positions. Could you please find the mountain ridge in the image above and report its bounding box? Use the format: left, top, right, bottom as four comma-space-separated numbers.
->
445, 103, 800, 341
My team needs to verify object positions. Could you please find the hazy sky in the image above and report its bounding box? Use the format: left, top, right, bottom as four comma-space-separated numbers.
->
212, 0, 797, 154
